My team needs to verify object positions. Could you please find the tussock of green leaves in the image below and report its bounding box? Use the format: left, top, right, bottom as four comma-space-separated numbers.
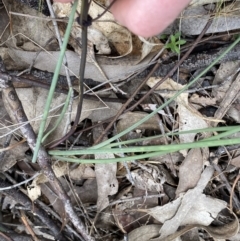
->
32, 2, 240, 164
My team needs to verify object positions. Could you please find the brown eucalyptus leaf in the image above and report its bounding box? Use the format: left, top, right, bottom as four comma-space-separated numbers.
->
212, 61, 240, 102
148, 167, 225, 240
4, 0, 56, 48
230, 155, 240, 168
117, 112, 159, 140
128, 224, 161, 241
9, 49, 154, 83
0, 139, 29, 172
14, 87, 99, 145
154, 209, 239, 241
95, 155, 118, 211
176, 148, 204, 197
88, 93, 122, 122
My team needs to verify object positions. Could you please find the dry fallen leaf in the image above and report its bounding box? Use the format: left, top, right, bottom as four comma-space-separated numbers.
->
93, 126, 118, 211
145, 166, 239, 241
128, 224, 161, 241
147, 77, 209, 155
0, 139, 29, 172
88, 93, 122, 122
70, 164, 96, 180
9, 49, 154, 83
14, 87, 99, 145
53, 1, 132, 57
126, 165, 165, 192
3, 0, 57, 49
27, 179, 41, 201
117, 112, 160, 140
212, 61, 240, 102
175, 148, 204, 197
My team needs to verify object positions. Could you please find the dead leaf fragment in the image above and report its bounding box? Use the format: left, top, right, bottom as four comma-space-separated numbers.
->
4, 0, 56, 48
175, 148, 204, 197
0, 139, 29, 172
127, 165, 165, 192
147, 77, 208, 154
14, 87, 99, 145
93, 126, 118, 211
70, 165, 96, 180
128, 224, 161, 241
117, 112, 160, 140
27, 179, 41, 201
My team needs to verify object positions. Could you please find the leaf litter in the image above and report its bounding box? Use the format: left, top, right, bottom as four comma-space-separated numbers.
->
0, 0, 240, 240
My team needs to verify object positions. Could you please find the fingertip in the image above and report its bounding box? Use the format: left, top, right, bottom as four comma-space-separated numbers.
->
111, 0, 191, 37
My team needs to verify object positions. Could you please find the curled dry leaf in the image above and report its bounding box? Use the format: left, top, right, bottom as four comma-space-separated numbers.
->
138, 36, 164, 63
53, 1, 132, 56
154, 166, 215, 240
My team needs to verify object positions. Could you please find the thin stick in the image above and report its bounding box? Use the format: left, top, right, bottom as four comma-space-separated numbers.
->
0, 172, 40, 191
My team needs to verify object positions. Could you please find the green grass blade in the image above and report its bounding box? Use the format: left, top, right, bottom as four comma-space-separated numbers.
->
41, 88, 73, 143
49, 137, 240, 156
90, 35, 240, 150
51, 137, 240, 163
199, 126, 240, 142
32, 0, 78, 163
105, 126, 239, 148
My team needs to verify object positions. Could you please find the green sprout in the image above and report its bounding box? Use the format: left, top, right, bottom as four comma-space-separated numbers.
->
164, 32, 186, 54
